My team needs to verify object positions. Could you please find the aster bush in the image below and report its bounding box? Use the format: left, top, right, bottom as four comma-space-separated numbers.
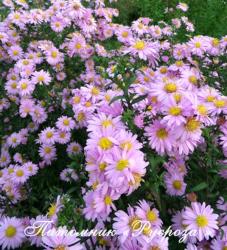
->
0, 0, 227, 249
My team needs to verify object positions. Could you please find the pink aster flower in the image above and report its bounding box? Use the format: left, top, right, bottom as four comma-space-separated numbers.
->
177, 2, 189, 12
113, 206, 138, 243
42, 226, 84, 250
12, 165, 30, 184
145, 120, 174, 155
31, 70, 52, 85
56, 116, 75, 132
23, 162, 38, 176
19, 98, 35, 118
18, 79, 35, 96
135, 200, 162, 229
182, 202, 219, 241
164, 172, 186, 196
55, 130, 71, 144
0, 217, 25, 249
66, 142, 82, 156
105, 148, 147, 189
125, 39, 159, 62
38, 127, 56, 145
39, 145, 56, 161
8, 45, 23, 61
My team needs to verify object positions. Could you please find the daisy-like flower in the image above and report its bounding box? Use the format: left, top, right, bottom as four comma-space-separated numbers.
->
60, 168, 78, 182
23, 162, 38, 176
31, 70, 52, 85
177, 2, 189, 12
42, 226, 84, 250
18, 79, 35, 96
188, 36, 209, 57
8, 45, 23, 61
38, 127, 56, 145
56, 116, 75, 132
45, 48, 63, 65
182, 202, 219, 241
113, 206, 140, 243
135, 200, 162, 229
0, 217, 25, 249
145, 120, 174, 155
7, 133, 21, 148
66, 142, 82, 156
126, 39, 159, 62
12, 165, 30, 184
55, 130, 71, 144
164, 172, 186, 196
38, 144, 56, 161
19, 99, 35, 118
105, 148, 147, 188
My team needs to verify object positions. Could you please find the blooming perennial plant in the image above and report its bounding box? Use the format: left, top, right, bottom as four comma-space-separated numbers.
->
0, 0, 226, 249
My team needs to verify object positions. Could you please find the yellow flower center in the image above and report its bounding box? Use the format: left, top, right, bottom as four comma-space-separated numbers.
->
122, 31, 129, 38
156, 128, 168, 139
5, 226, 17, 238
212, 38, 219, 47
63, 119, 69, 126
16, 169, 24, 177
46, 131, 53, 138
85, 101, 92, 107
164, 83, 177, 93
129, 173, 142, 186
8, 168, 14, 174
72, 146, 79, 152
38, 75, 44, 82
134, 41, 145, 50
195, 42, 201, 48
129, 217, 141, 231
11, 82, 17, 89
160, 67, 167, 74
197, 105, 207, 115
169, 106, 182, 116
147, 210, 157, 222
98, 137, 113, 150
77, 112, 85, 121
22, 60, 29, 65
54, 245, 66, 250
13, 50, 19, 56
21, 82, 27, 90
101, 120, 113, 128
175, 60, 183, 67
44, 147, 52, 154
48, 204, 57, 217
73, 96, 81, 104
172, 180, 182, 190
75, 43, 82, 49
185, 118, 200, 132
189, 75, 197, 85
206, 95, 215, 102
99, 162, 107, 171
222, 246, 227, 250
55, 22, 61, 28
116, 159, 129, 171
104, 195, 112, 205
120, 141, 132, 150
214, 99, 226, 108
91, 87, 100, 95
196, 215, 208, 227
150, 246, 161, 250
51, 51, 58, 58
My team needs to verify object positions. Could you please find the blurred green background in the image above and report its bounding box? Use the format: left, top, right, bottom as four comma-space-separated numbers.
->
111, 0, 227, 38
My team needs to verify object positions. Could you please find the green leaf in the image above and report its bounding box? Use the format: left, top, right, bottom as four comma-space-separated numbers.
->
191, 182, 208, 192
109, 95, 124, 105
131, 94, 148, 105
